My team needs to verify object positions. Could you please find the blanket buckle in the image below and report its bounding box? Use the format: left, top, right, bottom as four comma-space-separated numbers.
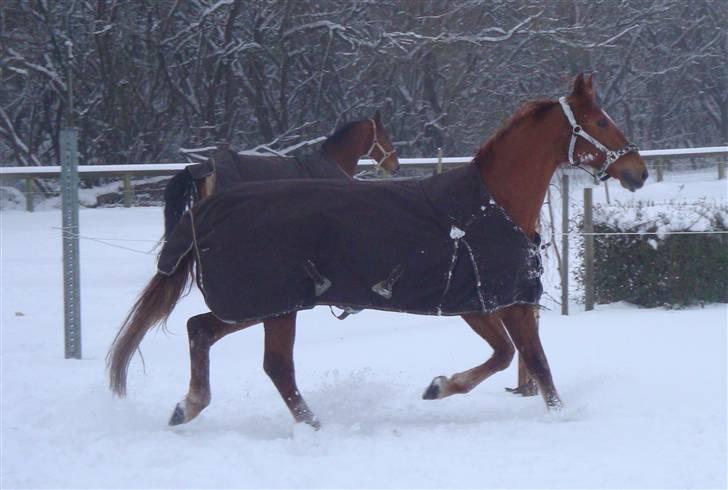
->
304, 259, 331, 296
371, 265, 404, 299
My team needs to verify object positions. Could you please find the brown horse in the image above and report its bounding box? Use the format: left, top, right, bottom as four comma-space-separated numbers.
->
162, 111, 399, 239
108, 74, 647, 428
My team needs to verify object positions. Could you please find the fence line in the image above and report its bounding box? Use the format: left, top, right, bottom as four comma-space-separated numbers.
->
4, 146, 722, 375
1, 146, 727, 176
566, 230, 728, 236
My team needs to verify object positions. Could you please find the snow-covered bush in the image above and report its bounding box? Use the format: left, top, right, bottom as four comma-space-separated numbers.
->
0, 186, 27, 210
582, 200, 727, 307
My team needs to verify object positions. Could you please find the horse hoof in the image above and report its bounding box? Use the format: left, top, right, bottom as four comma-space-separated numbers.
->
306, 417, 321, 431
505, 381, 539, 397
168, 403, 187, 426
546, 396, 564, 412
422, 376, 448, 400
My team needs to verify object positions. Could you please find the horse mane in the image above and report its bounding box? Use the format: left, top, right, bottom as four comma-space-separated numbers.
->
473, 99, 558, 166
321, 120, 364, 151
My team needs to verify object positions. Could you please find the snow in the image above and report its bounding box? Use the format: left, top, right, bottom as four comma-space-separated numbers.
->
1, 176, 727, 488
594, 199, 727, 238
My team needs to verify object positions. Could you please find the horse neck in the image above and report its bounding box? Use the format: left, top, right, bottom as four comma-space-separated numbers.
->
321, 122, 369, 176
478, 107, 566, 238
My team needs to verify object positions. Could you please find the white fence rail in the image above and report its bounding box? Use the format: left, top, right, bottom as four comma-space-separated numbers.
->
1, 146, 726, 212
1, 146, 727, 176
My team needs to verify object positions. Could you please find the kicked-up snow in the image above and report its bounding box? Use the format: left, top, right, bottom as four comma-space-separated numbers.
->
1, 177, 726, 488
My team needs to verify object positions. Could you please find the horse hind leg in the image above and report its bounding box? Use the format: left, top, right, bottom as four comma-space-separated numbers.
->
423, 313, 515, 400
263, 313, 320, 429
169, 312, 258, 426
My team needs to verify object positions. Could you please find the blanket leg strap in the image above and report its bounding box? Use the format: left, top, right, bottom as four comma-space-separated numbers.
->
329, 306, 362, 320
371, 265, 403, 300
304, 259, 331, 297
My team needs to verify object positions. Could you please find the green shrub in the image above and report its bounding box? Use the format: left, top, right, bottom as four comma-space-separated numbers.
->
582, 200, 727, 307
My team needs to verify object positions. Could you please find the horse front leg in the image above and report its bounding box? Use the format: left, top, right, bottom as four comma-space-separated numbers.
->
169, 312, 258, 425
505, 302, 540, 396
423, 313, 515, 400
500, 304, 562, 410
263, 313, 320, 429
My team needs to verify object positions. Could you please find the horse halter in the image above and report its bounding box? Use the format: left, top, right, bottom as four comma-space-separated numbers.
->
366, 119, 396, 170
558, 97, 639, 181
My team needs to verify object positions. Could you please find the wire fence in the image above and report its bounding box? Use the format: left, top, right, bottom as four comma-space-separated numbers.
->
3, 147, 724, 368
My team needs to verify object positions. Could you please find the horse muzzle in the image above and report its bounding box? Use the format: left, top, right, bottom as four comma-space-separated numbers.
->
618, 168, 648, 192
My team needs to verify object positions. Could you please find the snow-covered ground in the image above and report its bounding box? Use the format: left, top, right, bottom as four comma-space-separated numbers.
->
1, 176, 726, 488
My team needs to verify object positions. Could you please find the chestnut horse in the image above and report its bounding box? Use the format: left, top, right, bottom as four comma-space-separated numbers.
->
162, 111, 399, 239
108, 74, 647, 428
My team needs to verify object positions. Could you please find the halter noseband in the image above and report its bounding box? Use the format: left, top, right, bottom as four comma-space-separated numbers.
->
367, 119, 396, 170
559, 96, 639, 181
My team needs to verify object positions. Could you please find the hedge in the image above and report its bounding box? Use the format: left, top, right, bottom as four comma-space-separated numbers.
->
580, 200, 727, 307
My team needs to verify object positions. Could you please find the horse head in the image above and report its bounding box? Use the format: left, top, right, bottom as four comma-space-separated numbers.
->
563, 73, 648, 191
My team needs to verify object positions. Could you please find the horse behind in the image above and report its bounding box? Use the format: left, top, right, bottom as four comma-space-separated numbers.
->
162, 111, 399, 240
109, 74, 647, 429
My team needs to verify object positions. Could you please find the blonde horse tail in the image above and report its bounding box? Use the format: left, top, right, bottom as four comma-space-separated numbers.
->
107, 253, 193, 397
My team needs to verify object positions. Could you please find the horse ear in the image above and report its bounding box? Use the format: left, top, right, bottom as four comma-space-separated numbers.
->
373, 110, 382, 123
572, 73, 596, 101
585, 73, 596, 99
571, 73, 586, 97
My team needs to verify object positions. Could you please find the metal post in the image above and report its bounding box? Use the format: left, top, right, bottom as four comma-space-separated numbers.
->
61, 128, 82, 359
123, 174, 133, 208
719, 160, 725, 180
436, 147, 444, 175
583, 187, 594, 311
25, 176, 34, 212
561, 174, 569, 316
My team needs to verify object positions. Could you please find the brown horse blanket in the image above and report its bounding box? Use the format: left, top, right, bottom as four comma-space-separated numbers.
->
158, 164, 543, 322
187, 147, 348, 192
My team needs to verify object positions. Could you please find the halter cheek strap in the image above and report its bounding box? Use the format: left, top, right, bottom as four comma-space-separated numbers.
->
367, 119, 396, 170
559, 97, 639, 181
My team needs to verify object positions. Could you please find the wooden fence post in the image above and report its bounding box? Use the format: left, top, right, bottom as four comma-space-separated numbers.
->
123, 174, 133, 208
584, 187, 594, 311
656, 159, 664, 182
433, 147, 444, 175
25, 176, 34, 212
561, 173, 569, 316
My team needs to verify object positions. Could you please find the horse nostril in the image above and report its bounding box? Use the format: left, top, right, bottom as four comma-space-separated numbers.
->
641, 169, 649, 182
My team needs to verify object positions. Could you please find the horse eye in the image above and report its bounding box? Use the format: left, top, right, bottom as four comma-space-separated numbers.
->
597, 118, 608, 128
